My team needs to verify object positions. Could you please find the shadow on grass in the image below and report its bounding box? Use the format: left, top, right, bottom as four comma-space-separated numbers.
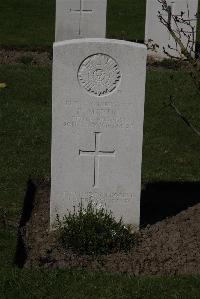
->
14, 179, 36, 268
14, 180, 200, 267
140, 182, 200, 227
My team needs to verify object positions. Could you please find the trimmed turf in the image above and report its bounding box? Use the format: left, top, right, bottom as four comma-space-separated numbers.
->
0, 65, 52, 271
0, 66, 51, 214
0, 65, 200, 276
0, 0, 200, 48
143, 69, 200, 183
0, 1, 200, 296
1, 65, 200, 214
0, 0, 55, 49
1, 269, 200, 299
107, 0, 146, 41
0, 0, 146, 48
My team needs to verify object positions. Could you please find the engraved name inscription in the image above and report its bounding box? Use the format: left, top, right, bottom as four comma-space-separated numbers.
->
64, 101, 134, 129
63, 191, 134, 203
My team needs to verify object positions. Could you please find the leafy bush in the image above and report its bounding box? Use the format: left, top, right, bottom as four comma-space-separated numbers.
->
57, 202, 138, 256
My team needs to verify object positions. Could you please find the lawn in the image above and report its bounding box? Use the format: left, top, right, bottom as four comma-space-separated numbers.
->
0, 0, 146, 48
0, 0, 55, 48
0, 0, 200, 48
0, 64, 200, 297
1, 0, 200, 296
1, 269, 200, 299
1, 65, 200, 220
107, 0, 146, 41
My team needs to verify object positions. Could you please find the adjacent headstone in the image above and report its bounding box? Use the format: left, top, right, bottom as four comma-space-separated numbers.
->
51, 39, 147, 229
55, 0, 107, 41
145, 0, 199, 58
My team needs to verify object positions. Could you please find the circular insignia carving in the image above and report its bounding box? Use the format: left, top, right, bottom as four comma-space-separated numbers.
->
78, 54, 121, 96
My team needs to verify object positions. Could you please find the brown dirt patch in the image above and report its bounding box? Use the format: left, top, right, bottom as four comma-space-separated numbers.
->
0, 49, 52, 66
0, 47, 196, 71
17, 179, 200, 275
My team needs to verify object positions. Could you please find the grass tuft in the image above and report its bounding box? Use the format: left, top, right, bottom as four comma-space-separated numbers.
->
58, 201, 137, 256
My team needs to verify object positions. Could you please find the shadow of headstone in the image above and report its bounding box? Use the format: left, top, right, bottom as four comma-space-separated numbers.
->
141, 181, 200, 227
14, 179, 36, 267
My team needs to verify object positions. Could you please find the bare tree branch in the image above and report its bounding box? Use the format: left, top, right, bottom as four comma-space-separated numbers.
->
149, 0, 200, 137
169, 97, 200, 137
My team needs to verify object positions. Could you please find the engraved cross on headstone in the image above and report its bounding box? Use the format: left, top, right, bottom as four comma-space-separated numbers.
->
79, 132, 115, 188
69, 0, 93, 36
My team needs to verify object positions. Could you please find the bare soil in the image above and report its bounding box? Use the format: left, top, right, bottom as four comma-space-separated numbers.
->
0, 48, 194, 71
0, 49, 52, 66
17, 179, 200, 275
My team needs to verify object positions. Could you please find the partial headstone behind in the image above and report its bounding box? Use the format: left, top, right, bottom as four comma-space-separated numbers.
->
145, 0, 199, 58
56, 0, 107, 41
51, 39, 147, 230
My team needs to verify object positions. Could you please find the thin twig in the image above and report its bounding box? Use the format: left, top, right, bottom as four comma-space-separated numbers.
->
169, 100, 200, 137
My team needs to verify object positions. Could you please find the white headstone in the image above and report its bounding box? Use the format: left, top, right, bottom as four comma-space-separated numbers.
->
145, 0, 199, 58
55, 0, 107, 41
51, 39, 147, 230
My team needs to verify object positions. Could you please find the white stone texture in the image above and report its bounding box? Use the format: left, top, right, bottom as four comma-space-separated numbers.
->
55, 0, 107, 41
51, 39, 147, 230
145, 0, 199, 58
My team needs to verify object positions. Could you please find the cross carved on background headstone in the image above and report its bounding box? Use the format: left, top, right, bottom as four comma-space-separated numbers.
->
69, 0, 93, 35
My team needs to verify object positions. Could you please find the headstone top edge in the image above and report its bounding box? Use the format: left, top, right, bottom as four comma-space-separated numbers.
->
53, 38, 147, 50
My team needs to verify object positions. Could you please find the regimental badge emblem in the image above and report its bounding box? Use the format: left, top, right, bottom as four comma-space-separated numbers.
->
78, 54, 121, 96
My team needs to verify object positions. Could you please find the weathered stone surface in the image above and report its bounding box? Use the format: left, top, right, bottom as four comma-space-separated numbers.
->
55, 0, 107, 41
51, 39, 147, 229
145, 0, 199, 58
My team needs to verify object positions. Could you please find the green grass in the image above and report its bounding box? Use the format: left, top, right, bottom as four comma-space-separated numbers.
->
1, 269, 200, 299
0, 0, 55, 49
0, 0, 146, 48
0, 0, 145, 49
143, 70, 200, 183
0, 65, 52, 272
0, 0, 199, 48
0, 0, 200, 295
0, 66, 51, 219
1, 65, 200, 296
1, 65, 200, 219
107, 0, 146, 41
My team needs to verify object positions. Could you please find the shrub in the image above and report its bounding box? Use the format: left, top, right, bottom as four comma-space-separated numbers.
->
57, 202, 138, 256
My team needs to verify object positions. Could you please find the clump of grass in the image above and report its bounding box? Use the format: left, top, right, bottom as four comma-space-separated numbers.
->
18, 55, 34, 65
57, 202, 138, 256
159, 58, 180, 69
